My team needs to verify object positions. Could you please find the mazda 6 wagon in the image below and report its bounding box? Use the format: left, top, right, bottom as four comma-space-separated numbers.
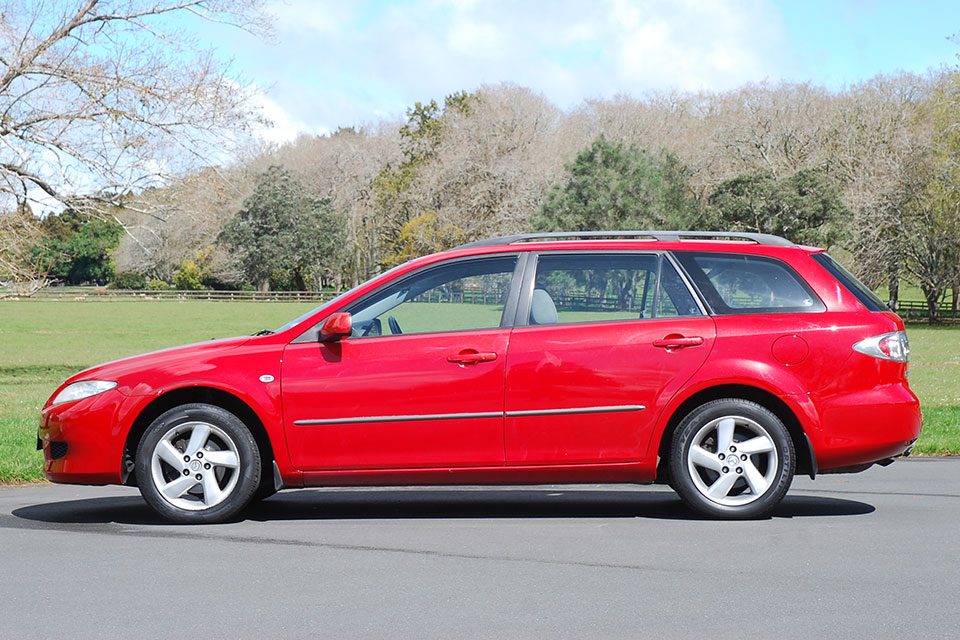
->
39, 231, 922, 522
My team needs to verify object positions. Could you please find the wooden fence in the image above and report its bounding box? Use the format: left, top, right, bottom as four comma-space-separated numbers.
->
894, 300, 960, 321
5, 287, 339, 302
5, 287, 959, 321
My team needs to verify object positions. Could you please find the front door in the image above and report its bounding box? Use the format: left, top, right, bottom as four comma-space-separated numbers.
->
282, 255, 519, 471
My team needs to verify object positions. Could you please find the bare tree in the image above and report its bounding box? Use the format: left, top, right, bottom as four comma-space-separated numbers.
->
0, 0, 269, 288
0, 203, 48, 295
114, 164, 253, 282
410, 83, 566, 238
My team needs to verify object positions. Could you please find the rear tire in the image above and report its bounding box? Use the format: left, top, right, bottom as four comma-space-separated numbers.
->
670, 398, 794, 519
135, 403, 261, 524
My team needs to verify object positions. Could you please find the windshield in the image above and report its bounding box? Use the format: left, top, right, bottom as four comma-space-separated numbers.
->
273, 292, 350, 333
272, 260, 415, 333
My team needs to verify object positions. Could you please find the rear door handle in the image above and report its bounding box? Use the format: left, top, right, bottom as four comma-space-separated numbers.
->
653, 335, 704, 349
447, 350, 498, 365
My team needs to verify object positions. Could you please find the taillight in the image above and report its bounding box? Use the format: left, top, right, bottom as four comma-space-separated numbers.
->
853, 331, 910, 362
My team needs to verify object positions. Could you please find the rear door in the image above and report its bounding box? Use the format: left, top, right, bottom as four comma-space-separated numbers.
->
504, 252, 716, 465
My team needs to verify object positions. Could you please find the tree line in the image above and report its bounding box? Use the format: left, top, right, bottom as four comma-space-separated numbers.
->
90, 74, 955, 319
0, 3, 957, 319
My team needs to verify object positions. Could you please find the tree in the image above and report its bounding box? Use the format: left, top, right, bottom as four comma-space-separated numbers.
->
407, 83, 566, 240
219, 166, 346, 291
706, 169, 848, 248
381, 212, 464, 268
823, 72, 930, 308
372, 91, 476, 267
0, 0, 269, 289
532, 135, 697, 232
114, 166, 253, 283
885, 72, 960, 321
0, 204, 49, 295
37, 209, 122, 284
173, 258, 203, 290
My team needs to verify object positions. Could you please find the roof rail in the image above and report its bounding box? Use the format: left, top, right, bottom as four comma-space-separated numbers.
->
455, 230, 794, 249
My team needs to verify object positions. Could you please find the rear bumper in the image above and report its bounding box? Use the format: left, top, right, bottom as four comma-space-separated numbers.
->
809, 382, 921, 472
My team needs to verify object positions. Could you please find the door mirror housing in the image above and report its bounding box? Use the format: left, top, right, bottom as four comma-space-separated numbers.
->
319, 312, 352, 342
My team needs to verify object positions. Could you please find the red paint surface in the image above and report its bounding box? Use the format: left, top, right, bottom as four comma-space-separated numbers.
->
39, 239, 922, 492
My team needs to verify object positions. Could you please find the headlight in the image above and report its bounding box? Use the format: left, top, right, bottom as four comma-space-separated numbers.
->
52, 380, 118, 405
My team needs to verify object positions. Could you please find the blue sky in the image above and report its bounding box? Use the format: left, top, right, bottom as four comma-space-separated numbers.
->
193, 0, 960, 142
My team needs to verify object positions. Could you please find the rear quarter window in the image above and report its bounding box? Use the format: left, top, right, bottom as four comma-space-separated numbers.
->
674, 251, 825, 314
811, 253, 887, 312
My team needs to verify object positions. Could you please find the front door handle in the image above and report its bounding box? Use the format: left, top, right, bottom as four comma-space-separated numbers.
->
447, 350, 498, 365
653, 335, 704, 349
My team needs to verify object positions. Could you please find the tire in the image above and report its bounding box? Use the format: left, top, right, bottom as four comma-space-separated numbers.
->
135, 403, 261, 524
670, 398, 795, 519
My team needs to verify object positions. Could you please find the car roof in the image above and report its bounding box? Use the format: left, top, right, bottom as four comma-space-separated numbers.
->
456, 230, 795, 249
437, 231, 823, 261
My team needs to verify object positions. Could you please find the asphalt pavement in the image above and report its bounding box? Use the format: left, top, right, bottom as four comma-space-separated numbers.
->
1, 457, 958, 639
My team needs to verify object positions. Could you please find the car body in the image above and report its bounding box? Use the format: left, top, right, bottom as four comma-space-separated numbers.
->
39, 231, 922, 522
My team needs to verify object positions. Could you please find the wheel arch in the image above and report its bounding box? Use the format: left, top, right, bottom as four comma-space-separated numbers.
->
655, 384, 815, 482
122, 387, 276, 488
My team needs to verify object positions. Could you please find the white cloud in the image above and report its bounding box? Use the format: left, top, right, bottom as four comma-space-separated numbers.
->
238, 0, 787, 132
252, 91, 322, 143
610, 0, 779, 92
446, 19, 505, 58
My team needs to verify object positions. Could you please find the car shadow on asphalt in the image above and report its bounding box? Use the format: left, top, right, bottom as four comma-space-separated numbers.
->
10, 488, 874, 526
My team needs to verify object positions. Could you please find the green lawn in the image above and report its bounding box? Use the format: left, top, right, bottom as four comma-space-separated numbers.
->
0, 300, 319, 484
902, 325, 960, 454
1, 299, 957, 483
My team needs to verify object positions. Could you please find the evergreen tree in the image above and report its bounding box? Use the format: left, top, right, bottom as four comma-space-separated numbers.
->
219, 166, 346, 291
707, 169, 848, 248
533, 136, 698, 232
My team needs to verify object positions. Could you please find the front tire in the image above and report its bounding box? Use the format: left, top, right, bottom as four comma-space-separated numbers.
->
670, 399, 795, 519
135, 403, 261, 524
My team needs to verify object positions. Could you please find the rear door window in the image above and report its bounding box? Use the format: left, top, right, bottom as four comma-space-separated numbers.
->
525, 253, 702, 325
674, 252, 825, 314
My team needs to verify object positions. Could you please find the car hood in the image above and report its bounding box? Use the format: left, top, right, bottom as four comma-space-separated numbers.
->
60, 336, 254, 388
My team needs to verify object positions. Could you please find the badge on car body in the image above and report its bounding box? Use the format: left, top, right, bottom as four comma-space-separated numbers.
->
259, 374, 274, 383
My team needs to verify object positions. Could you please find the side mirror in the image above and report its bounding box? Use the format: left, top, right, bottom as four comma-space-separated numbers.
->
319, 312, 352, 342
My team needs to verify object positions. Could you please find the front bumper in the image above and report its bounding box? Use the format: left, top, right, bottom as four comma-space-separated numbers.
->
38, 388, 130, 485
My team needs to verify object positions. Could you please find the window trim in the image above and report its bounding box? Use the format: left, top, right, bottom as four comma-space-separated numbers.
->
515, 250, 706, 327
671, 250, 826, 315
291, 253, 525, 343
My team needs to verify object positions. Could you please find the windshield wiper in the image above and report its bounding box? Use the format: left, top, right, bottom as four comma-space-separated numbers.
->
253, 329, 275, 336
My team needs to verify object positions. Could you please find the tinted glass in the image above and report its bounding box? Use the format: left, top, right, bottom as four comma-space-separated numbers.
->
529, 253, 701, 325
812, 253, 887, 312
675, 252, 825, 314
345, 256, 517, 337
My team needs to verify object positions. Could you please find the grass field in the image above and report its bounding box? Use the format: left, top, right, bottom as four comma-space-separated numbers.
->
1, 299, 957, 483
0, 300, 319, 484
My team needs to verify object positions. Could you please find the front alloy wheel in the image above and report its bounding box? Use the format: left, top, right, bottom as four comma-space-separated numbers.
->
136, 404, 260, 523
671, 399, 795, 519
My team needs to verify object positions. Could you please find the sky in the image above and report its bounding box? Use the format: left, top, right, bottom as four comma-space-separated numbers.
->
180, 0, 960, 142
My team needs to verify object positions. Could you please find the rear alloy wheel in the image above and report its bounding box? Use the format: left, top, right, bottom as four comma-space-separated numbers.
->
670, 399, 795, 519
136, 403, 261, 524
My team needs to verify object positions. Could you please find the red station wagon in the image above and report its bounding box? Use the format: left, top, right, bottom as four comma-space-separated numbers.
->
38, 231, 922, 522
